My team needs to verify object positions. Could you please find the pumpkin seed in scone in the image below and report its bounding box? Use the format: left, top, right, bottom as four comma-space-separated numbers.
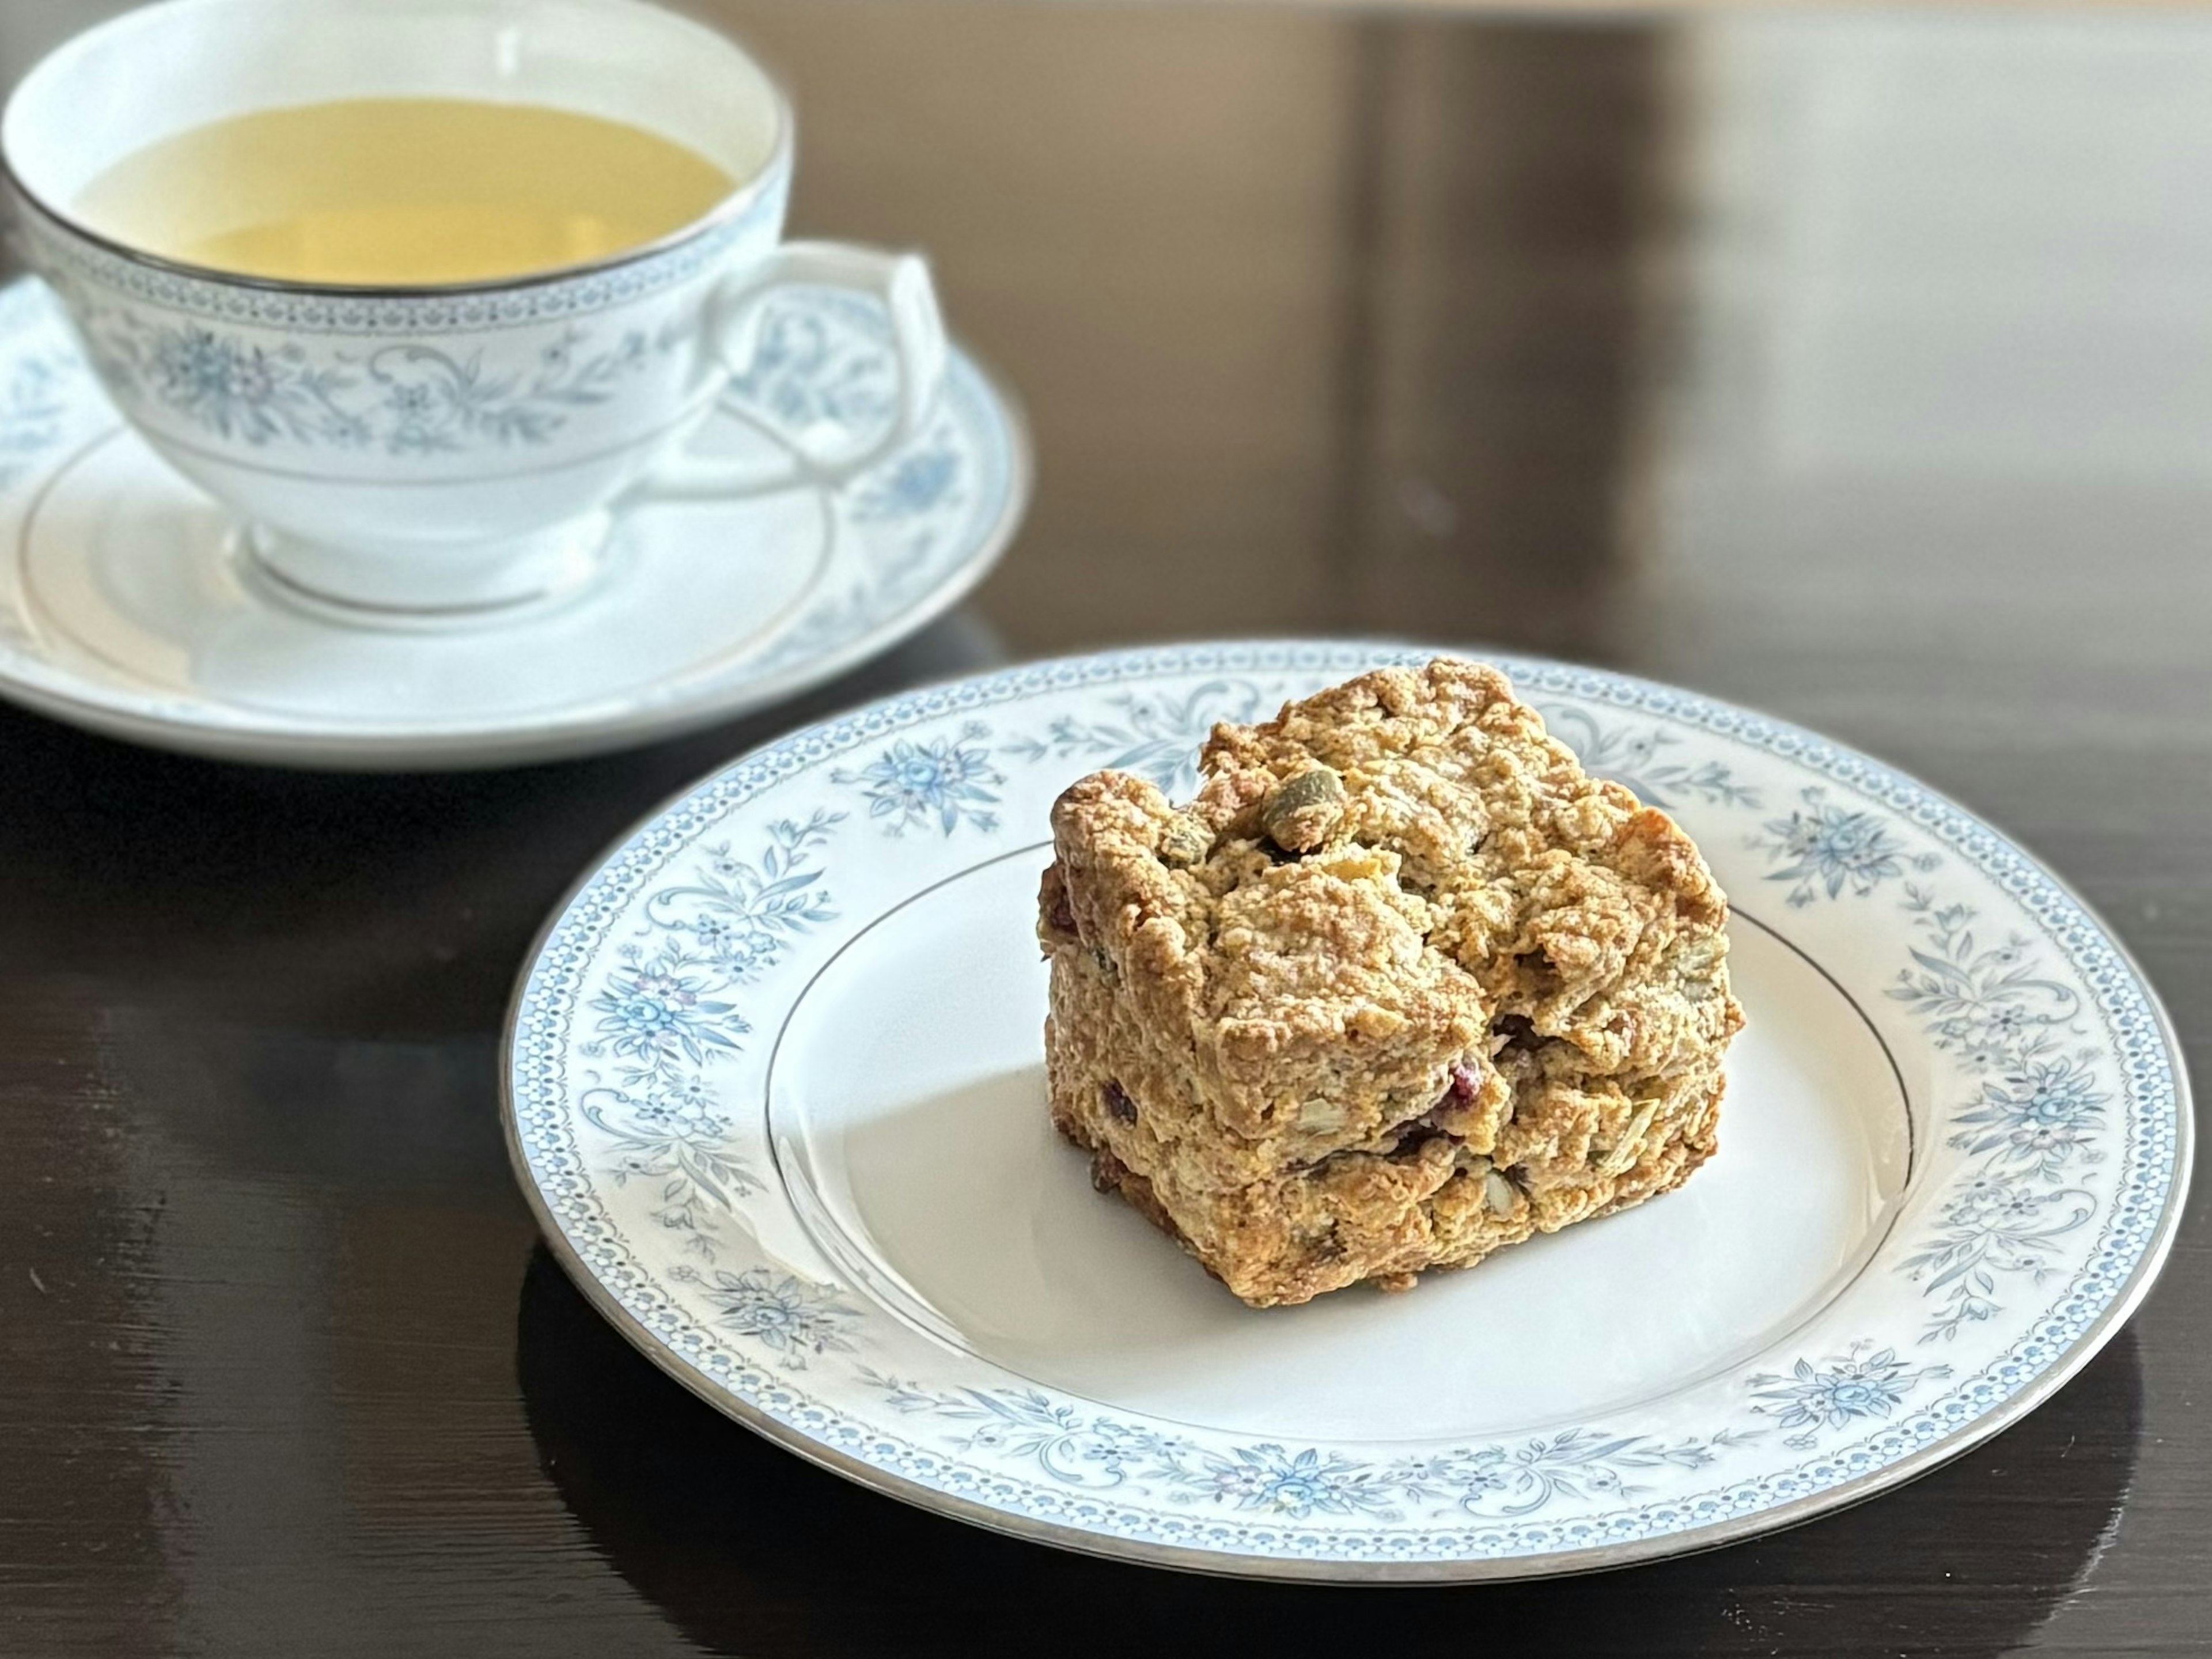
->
1037, 658, 1744, 1307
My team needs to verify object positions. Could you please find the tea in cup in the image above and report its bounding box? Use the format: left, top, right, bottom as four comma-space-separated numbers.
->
2, 0, 949, 620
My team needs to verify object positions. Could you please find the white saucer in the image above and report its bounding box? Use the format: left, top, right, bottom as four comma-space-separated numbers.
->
0, 279, 1031, 768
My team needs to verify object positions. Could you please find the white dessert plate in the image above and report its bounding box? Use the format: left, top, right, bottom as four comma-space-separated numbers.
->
503, 642, 2190, 1581
0, 278, 1028, 769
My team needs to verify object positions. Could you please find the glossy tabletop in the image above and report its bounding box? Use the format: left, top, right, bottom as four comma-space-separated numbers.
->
2, 3, 2207, 1654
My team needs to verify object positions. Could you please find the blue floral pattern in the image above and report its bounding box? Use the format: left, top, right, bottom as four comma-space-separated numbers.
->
863, 1373, 1758, 1522
573, 815, 839, 1258
681, 1267, 861, 1370
1543, 706, 1759, 810
0, 279, 1026, 755
1881, 886, 2111, 1340
833, 722, 1004, 836
721, 289, 1007, 679
1385, 1427, 1759, 1517
1750, 785, 1940, 907
1748, 1343, 1953, 1449
1900, 1177, 2098, 1343
853, 446, 960, 522
1951, 1059, 2105, 1178
589, 949, 744, 1073
1737, 810, 2116, 1342
724, 297, 899, 440
1200, 1446, 1398, 1519
861, 1373, 1195, 1491
638, 811, 844, 979
579, 1074, 757, 1259
1002, 678, 1278, 794
82, 309, 679, 452
0, 287, 88, 653
505, 644, 2186, 1573
0, 346, 75, 491
741, 412, 978, 679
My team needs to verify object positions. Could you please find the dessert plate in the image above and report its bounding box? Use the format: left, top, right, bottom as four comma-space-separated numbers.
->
0, 278, 1029, 768
503, 642, 2190, 1581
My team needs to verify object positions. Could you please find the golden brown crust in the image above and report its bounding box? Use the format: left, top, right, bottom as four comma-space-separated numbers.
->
1040, 658, 1744, 1306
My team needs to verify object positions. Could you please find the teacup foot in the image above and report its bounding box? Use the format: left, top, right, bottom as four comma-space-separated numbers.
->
236, 514, 617, 633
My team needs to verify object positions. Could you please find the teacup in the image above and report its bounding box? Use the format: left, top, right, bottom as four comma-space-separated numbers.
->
1, 0, 948, 620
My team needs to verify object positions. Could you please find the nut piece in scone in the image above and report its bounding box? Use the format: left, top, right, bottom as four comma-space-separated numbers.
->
1037, 658, 1743, 1307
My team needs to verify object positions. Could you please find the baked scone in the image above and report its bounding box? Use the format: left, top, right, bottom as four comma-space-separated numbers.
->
1037, 659, 1744, 1307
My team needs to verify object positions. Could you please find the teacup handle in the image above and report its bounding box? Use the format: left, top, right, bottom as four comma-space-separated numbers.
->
627, 241, 949, 503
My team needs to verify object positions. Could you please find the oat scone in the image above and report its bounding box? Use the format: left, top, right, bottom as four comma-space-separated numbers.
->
1037, 658, 1744, 1307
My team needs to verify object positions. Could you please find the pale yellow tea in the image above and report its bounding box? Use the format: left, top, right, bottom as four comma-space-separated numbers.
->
71, 98, 737, 285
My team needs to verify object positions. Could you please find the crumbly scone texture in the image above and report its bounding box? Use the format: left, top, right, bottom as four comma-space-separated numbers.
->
1037, 658, 1745, 1307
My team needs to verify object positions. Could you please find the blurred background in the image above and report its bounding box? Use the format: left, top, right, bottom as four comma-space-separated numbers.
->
9, 2, 2210, 718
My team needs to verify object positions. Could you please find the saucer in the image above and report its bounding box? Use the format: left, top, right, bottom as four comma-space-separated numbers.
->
0, 278, 1031, 768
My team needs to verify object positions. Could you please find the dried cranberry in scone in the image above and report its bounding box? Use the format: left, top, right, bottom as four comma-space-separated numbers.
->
1036, 658, 1744, 1308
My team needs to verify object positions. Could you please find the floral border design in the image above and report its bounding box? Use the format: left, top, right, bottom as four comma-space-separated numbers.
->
0, 339, 75, 493
832, 721, 1005, 837
1002, 676, 1278, 796
1888, 887, 2109, 1339
861, 1370, 1765, 1522
1540, 704, 1760, 811
1733, 778, 2113, 1342
573, 813, 839, 1259
1748, 1342, 1953, 1449
507, 643, 2186, 1571
77, 307, 687, 453
1751, 784, 1941, 908
0, 283, 89, 655
0, 277, 1027, 749
734, 290, 1007, 681
679, 1267, 861, 1370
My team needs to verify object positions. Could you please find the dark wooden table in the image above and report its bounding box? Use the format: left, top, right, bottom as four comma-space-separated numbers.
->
4, 3, 2207, 1654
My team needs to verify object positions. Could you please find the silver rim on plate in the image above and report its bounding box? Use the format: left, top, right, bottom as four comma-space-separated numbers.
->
502, 642, 2192, 1581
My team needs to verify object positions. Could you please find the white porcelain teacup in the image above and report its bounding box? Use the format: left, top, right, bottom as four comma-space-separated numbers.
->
1, 0, 949, 621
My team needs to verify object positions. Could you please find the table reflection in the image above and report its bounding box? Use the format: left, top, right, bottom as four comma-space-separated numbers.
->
517, 1247, 2142, 1657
